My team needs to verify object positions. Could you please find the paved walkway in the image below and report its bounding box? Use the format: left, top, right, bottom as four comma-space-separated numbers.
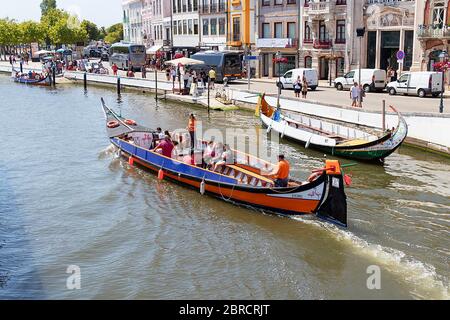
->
2, 59, 449, 114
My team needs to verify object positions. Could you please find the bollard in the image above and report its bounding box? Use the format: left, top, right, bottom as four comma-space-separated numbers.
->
52, 67, 56, 86
207, 80, 210, 114
155, 69, 158, 101
382, 100, 386, 131
84, 72, 87, 91
117, 76, 121, 95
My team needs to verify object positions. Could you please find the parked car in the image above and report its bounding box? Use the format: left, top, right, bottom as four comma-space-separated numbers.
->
334, 68, 386, 92
386, 71, 443, 98
276, 68, 318, 90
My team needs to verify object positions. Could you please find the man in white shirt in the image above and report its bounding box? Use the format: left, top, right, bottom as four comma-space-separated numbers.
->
350, 82, 360, 107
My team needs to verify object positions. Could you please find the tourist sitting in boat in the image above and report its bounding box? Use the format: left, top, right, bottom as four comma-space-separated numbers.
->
264, 154, 290, 187
203, 140, 216, 168
164, 130, 171, 139
212, 144, 234, 172
171, 141, 184, 160
153, 135, 174, 158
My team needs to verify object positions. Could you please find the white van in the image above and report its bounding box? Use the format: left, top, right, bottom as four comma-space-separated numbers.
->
334, 69, 387, 92
386, 71, 443, 98
277, 68, 318, 90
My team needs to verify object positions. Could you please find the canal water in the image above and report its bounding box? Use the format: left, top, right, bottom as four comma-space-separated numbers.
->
0, 75, 448, 299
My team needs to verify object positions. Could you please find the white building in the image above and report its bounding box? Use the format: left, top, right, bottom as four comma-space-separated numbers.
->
171, 0, 200, 56
122, 0, 144, 44
199, 0, 227, 51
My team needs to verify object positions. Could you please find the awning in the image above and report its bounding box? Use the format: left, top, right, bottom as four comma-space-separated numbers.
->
146, 44, 163, 54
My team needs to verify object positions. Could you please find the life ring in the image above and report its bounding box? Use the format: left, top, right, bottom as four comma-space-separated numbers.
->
107, 121, 120, 128
124, 119, 137, 126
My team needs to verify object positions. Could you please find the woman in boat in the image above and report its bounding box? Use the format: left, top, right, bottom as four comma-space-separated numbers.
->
203, 140, 216, 168
212, 144, 233, 172
153, 135, 174, 158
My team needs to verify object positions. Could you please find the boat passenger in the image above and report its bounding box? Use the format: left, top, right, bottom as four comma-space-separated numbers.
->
164, 130, 171, 139
187, 114, 196, 151
203, 141, 216, 168
171, 141, 184, 160
212, 144, 234, 172
266, 154, 290, 187
153, 135, 174, 158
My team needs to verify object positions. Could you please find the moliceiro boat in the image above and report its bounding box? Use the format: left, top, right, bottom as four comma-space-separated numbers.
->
12, 69, 51, 86
101, 98, 348, 227
257, 94, 408, 162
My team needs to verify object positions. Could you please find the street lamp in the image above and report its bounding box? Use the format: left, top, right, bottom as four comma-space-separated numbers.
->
439, 50, 448, 113
275, 51, 282, 109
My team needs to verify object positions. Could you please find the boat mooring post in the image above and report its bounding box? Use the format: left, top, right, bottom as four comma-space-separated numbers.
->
382, 99, 386, 131
155, 68, 158, 101
52, 67, 56, 86
117, 76, 121, 95
207, 79, 210, 114
83, 72, 87, 91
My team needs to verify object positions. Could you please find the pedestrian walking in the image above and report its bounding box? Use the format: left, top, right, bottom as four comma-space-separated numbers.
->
302, 77, 308, 99
358, 84, 365, 108
112, 63, 118, 76
293, 76, 301, 98
141, 65, 147, 78
9, 55, 12, 65
350, 82, 360, 107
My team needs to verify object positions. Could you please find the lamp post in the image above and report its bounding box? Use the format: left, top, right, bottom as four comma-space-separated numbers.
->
275, 51, 282, 109
356, 28, 365, 106
439, 50, 448, 113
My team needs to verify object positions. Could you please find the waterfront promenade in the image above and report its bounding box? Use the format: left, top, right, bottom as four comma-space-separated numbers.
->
1, 60, 449, 155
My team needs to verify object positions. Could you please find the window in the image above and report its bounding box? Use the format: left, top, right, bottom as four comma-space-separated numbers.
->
336, 20, 345, 43
188, 0, 192, 12
262, 23, 270, 38
287, 22, 296, 39
304, 23, 311, 41
203, 18, 209, 36
305, 56, 312, 68
284, 71, 293, 79
219, 18, 225, 35
183, 19, 187, 35
319, 21, 328, 41
188, 19, 193, 34
177, 0, 181, 13
193, 0, 198, 11
287, 0, 296, 4
274, 0, 283, 5
432, 4, 445, 28
210, 18, 217, 35
336, 57, 345, 77
194, 19, 199, 35
274, 22, 283, 38
178, 20, 182, 34
173, 21, 178, 35
233, 17, 241, 41
262, 0, 270, 5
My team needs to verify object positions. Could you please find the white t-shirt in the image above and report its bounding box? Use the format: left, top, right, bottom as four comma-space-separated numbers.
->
351, 86, 359, 99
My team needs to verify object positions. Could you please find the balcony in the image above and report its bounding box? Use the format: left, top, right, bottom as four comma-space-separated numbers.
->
304, 0, 335, 16
313, 39, 332, 49
256, 38, 298, 49
417, 25, 450, 39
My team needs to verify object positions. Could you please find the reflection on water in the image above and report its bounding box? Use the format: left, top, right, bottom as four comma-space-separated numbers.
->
0, 75, 448, 299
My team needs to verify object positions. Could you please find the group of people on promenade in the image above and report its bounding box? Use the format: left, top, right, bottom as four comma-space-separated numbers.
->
350, 82, 366, 108
293, 75, 309, 99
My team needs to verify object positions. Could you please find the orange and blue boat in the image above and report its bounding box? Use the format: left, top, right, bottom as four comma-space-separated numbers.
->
101, 98, 348, 227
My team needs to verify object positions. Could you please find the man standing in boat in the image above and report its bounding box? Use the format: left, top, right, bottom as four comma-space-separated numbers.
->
265, 154, 290, 187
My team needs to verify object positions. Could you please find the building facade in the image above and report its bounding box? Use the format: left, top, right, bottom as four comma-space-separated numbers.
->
256, 0, 300, 78
199, 0, 228, 51
299, 0, 360, 81
364, 0, 416, 73
414, 0, 450, 72
122, 0, 144, 44
171, 0, 200, 56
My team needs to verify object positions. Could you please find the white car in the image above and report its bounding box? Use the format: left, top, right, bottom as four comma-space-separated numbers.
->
386, 71, 443, 98
335, 69, 386, 92
276, 68, 318, 90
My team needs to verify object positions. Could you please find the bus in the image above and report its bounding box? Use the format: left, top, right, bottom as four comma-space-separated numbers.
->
109, 42, 146, 71
190, 51, 242, 82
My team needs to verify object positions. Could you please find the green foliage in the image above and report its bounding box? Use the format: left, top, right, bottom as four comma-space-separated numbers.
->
104, 23, 123, 44
19, 21, 45, 44
40, 0, 57, 16
81, 20, 100, 41
41, 8, 87, 45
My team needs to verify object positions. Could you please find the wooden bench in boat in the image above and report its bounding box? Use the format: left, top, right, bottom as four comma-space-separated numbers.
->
226, 165, 274, 185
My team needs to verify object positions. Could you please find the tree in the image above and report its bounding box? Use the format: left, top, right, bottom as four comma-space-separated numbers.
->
40, 0, 57, 17
19, 21, 44, 45
81, 20, 100, 41
41, 9, 87, 46
104, 23, 123, 44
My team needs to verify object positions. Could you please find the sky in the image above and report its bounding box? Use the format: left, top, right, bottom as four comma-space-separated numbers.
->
1, 0, 123, 28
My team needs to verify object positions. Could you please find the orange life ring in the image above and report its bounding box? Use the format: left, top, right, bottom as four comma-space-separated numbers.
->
124, 119, 137, 126
107, 121, 119, 128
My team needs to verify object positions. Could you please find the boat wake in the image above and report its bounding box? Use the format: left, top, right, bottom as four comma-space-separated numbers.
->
98, 144, 119, 160
291, 216, 449, 300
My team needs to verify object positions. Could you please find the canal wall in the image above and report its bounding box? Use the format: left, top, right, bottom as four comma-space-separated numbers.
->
1, 66, 449, 156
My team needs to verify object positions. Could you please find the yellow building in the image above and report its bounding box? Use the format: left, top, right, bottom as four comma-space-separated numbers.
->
226, 0, 256, 50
